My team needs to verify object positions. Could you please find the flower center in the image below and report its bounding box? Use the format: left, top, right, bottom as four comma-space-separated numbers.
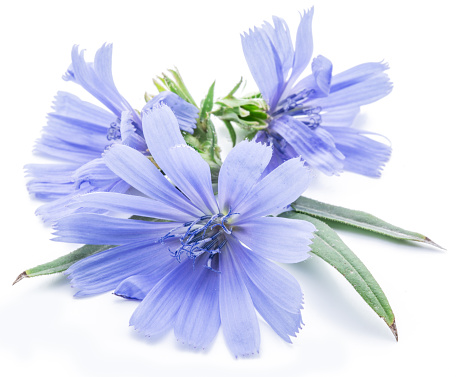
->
273, 90, 322, 129
106, 118, 122, 141
160, 209, 237, 272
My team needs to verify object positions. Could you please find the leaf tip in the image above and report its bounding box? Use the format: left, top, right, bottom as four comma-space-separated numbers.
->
424, 237, 445, 250
389, 319, 398, 342
12, 271, 28, 286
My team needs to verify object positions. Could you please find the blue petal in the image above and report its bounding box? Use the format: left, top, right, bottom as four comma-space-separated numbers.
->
218, 140, 272, 213
142, 106, 219, 215
129, 258, 201, 336
288, 8, 314, 87
103, 144, 203, 217
66, 239, 179, 297
330, 62, 390, 92
50, 91, 114, 132
173, 256, 221, 349
114, 274, 158, 300
53, 214, 181, 244
233, 156, 310, 221
307, 64, 392, 109
34, 179, 130, 223
143, 91, 199, 133
325, 127, 392, 177
261, 16, 294, 79
63, 44, 140, 125
241, 26, 283, 108
219, 240, 260, 357
25, 163, 79, 200
69, 192, 195, 222
235, 245, 304, 342
311, 55, 333, 97
234, 216, 315, 263
120, 111, 148, 151
320, 106, 360, 127
72, 158, 120, 189
270, 116, 345, 175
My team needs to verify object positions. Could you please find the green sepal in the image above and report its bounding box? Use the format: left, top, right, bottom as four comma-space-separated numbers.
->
167, 68, 197, 107
199, 81, 216, 129
222, 120, 237, 147
292, 196, 443, 249
13, 244, 114, 285
280, 211, 398, 340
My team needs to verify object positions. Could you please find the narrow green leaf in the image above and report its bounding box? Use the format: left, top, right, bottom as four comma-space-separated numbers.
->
152, 78, 167, 93
222, 120, 237, 147
168, 68, 197, 107
280, 211, 398, 340
13, 244, 113, 285
199, 81, 215, 123
225, 77, 243, 98
292, 196, 442, 249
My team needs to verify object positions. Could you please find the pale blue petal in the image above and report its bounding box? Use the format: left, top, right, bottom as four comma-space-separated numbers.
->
142, 106, 218, 215
50, 91, 114, 132
174, 256, 221, 349
64, 44, 140, 125
219, 241, 260, 357
25, 163, 78, 200
308, 71, 392, 109
66, 239, 179, 297
261, 16, 294, 78
103, 144, 203, 217
288, 8, 314, 87
120, 111, 148, 151
236, 245, 303, 312
233, 156, 310, 221
129, 258, 199, 336
235, 245, 303, 342
53, 214, 181, 244
72, 158, 119, 189
143, 91, 199, 133
320, 106, 360, 127
70, 192, 195, 222
325, 126, 392, 177
311, 55, 333, 97
241, 27, 282, 107
270, 116, 345, 175
234, 216, 314, 263
114, 274, 159, 300
218, 140, 272, 213
330, 62, 390, 92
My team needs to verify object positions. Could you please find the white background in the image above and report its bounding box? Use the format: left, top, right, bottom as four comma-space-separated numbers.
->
0, 0, 454, 376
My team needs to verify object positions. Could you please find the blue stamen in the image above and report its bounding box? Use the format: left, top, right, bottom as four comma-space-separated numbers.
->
163, 209, 238, 272
106, 119, 122, 141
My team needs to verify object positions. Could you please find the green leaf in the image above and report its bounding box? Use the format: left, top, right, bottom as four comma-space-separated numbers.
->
199, 81, 215, 124
13, 244, 114, 285
225, 77, 244, 98
280, 211, 398, 340
222, 120, 237, 147
168, 68, 197, 107
292, 196, 442, 249
152, 78, 167, 93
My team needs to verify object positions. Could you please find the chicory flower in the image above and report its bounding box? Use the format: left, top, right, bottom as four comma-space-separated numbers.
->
54, 105, 315, 356
26, 44, 198, 222
241, 8, 392, 177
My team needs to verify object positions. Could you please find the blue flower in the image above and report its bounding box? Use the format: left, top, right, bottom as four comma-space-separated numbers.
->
241, 8, 392, 177
26, 44, 199, 222
53, 105, 315, 357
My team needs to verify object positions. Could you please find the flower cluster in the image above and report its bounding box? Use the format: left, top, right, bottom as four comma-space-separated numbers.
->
24, 8, 393, 357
